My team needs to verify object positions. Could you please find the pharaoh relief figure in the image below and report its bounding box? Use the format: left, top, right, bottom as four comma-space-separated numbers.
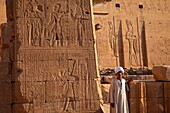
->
25, 0, 43, 46
126, 19, 139, 67
58, 59, 78, 112
47, 3, 69, 47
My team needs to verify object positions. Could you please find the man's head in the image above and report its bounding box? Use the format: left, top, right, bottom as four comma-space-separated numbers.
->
115, 66, 124, 80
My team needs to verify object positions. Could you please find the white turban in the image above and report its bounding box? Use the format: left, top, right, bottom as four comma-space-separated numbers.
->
115, 66, 124, 74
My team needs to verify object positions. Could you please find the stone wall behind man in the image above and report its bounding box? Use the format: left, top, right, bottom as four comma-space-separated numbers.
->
93, 0, 170, 69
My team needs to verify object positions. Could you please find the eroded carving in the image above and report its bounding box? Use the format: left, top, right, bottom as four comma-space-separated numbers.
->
62, 59, 78, 112
108, 21, 118, 57
25, 1, 43, 46
47, 3, 65, 47
126, 19, 139, 67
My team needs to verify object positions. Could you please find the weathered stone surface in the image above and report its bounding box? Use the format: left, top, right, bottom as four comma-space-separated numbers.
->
5, 0, 104, 113
101, 75, 113, 84
165, 98, 170, 113
129, 98, 147, 113
0, 83, 12, 104
93, 0, 170, 69
153, 65, 170, 81
147, 98, 165, 113
13, 104, 33, 113
146, 82, 163, 98
164, 82, 170, 98
124, 75, 154, 81
129, 81, 146, 98
0, 62, 11, 82
101, 84, 110, 103
0, 105, 11, 113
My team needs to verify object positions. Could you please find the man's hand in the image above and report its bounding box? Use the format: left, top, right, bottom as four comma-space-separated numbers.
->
110, 103, 114, 108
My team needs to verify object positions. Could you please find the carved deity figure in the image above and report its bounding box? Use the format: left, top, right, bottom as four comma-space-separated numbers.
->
47, 3, 65, 47
63, 60, 77, 111
70, 0, 89, 47
108, 21, 118, 57
126, 19, 139, 67
25, 1, 43, 46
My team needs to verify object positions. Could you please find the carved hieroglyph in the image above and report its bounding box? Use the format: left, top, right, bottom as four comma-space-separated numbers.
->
13, 0, 102, 113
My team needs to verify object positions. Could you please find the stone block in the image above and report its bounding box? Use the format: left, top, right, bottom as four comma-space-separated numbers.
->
129, 81, 146, 98
0, 83, 12, 104
147, 98, 165, 113
129, 98, 147, 113
0, 62, 11, 82
101, 84, 110, 103
13, 104, 33, 113
125, 75, 154, 81
153, 65, 170, 81
146, 81, 163, 98
164, 82, 170, 98
165, 98, 170, 113
101, 75, 113, 84
13, 82, 27, 103
0, 104, 11, 113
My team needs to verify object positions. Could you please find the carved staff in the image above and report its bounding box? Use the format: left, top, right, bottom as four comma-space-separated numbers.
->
136, 17, 142, 68
113, 17, 118, 66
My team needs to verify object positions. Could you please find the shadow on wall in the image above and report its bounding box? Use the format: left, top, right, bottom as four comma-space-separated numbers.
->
0, 0, 28, 113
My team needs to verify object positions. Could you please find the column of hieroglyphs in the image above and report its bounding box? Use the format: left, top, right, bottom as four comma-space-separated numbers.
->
10, 0, 103, 113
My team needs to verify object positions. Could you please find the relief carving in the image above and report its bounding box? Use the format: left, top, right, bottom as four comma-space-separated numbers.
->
47, 3, 65, 47
126, 19, 140, 67
12, 0, 101, 112
70, 0, 89, 47
25, 1, 43, 46
61, 59, 78, 112
15, 0, 24, 17
108, 21, 118, 57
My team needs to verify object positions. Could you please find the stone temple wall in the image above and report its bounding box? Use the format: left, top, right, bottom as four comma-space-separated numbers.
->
0, 0, 103, 113
0, 0, 7, 24
93, 0, 170, 69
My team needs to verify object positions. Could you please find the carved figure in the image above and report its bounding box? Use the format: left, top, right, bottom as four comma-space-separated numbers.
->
58, 59, 78, 112
47, 3, 64, 47
63, 59, 78, 111
108, 21, 118, 57
25, 1, 43, 46
25, 2, 34, 46
126, 19, 139, 67
70, 0, 88, 47
75, 0, 84, 47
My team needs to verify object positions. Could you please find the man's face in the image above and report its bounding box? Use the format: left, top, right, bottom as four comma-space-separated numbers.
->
116, 71, 123, 80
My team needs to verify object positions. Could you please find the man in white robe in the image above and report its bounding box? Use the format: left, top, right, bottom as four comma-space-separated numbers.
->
108, 66, 129, 113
